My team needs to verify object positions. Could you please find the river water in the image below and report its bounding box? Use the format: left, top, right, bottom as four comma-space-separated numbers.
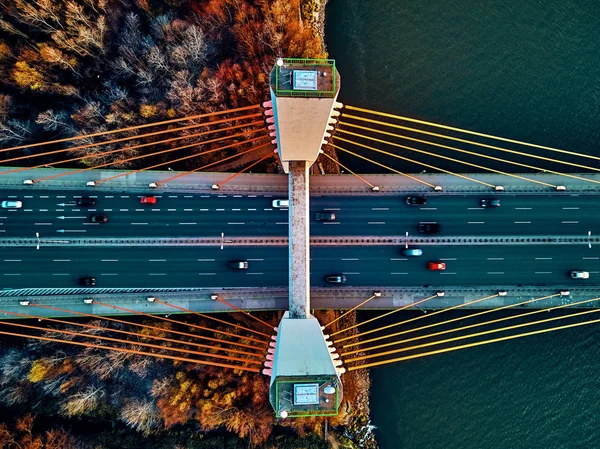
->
325, 1, 600, 447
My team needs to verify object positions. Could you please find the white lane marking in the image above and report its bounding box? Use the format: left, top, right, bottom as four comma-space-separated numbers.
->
104, 209, 112, 212
562, 221, 579, 224
391, 272, 408, 275
232, 208, 241, 211
468, 221, 484, 224
468, 207, 483, 210
82, 223, 99, 226
184, 209, 193, 212
24, 196, 33, 199
247, 259, 264, 261
228, 222, 245, 225
35, 223, 52, 225
487, 272, 504, 275
131, 223, 148, 225
420, 207, 437, 210
184, 195, 193, 198
246, 273, 264, 275
197, 259, 215, 262
248, 195, 257, 197
179, 222, 197, 225
55, 209, 64, 212
343, 272, 360, 275
101, 273, 118, 276
562, 207, 580, 210
368, 222, 385, 225
151, 209, 160, 212
40, 196, 49, 198
4, 273, 21, 276
39, 209, 48, 212
52, 273, 69, 276
24, 209, 33, 212
200, 209, 209, 211
233, 195, 242, 198
248, 208, 257, 211
583, 257, 599, 260
57, 196, 66, 198
515, 221, 531, 224
323, 222, 340, 225
53, 259, 71, 262
216, 208, 225, 211
120, 209, 128, 212
105, 196, 114, 198
149, 259, 166, 262
218, 195, 227, 198
168, 209, 176, 211
342, 258, 359, 261
88, 209, 96, 212
198, 273, 217, 275
440, 272, 457, 275
535, 257, 552, 260
372, 207, 389, 211
487, 257, 504, 260
120, 195, 129, 198
148, 273, 166, 276
535, 271, 552, 274
4, 259, 21, 262
168, 195, 178, 198
201, 195, 210, 198
515, 207, 532, 210
391, 258, 408, 261
136, 209, 144, 212
0, 230, 5, 232
101, 259, 119, 262
276, 222, 288, 225
324, 208, 341, 211
440, 258, 457, 261
264, 208, 273, 211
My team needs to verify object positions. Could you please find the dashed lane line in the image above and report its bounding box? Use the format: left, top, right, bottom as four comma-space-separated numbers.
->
487, 257, 504, 260
487, 272, 505, 275
198, 273, 216, 275
535, 257, 552, 260
197, 259, 215, 262
179, 222, 197, 225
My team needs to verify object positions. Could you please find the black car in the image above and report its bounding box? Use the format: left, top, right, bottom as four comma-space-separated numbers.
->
78, 277, 96, 286
481, 199, 501, 208
90, 214, 108, 223
405, 196, 426, 206
418, 222, 441, 233
315, 212, 336, 221
228, 260, 249, 270
77, 197, 96, 207
325, 274, 347, 284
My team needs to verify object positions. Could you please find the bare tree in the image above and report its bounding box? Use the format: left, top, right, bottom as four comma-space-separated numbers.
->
60, 385, 105, 417
120, 398, 161, 436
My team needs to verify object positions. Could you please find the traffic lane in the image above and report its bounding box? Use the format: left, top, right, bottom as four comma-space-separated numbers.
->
0, 247, 288, 289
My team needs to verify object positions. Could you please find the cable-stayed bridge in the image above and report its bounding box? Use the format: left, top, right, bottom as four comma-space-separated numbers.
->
1, 58, 599, 417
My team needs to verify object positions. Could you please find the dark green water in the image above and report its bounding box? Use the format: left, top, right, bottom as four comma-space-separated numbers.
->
325, 1, 600, 447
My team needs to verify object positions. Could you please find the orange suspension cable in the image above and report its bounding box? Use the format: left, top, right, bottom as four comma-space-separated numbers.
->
324, 295, 377, 328
0, 105, 262, 153
330, 143, 436, 188
95, 134, 269, 184
0, 328, 259, 372
216, 153, 274, 188
337, 126, 558, 188
341, 294, 560, 357
91, 300, 269, 346
0, 307, 263, 359
155, 142, 270, 185
0, 114, 264, 167
347, 314, 600, 371
29, 304, 265, 354
343, 105, 600, 162
152, 298, 272, 338
318, 150, 376, 188
330, 295, 438, 337
0, 315, 262, 366
345, 297, 600, 365
336, 294, 499, 347
335, 136, 497, 188
212, 297, 275, 331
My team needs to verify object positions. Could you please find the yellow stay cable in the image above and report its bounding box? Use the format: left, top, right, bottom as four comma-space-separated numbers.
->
341, 293, 561, 357
337, 128, 556, 187
319, 151, 376, 188
324, 295, 377, 328
345, 297, 600, 365
344, 105, 600, 163
335, 136, 497, 188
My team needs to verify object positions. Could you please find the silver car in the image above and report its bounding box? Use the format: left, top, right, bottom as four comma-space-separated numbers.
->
1, 200, 22, 208
571, 271, 589, 279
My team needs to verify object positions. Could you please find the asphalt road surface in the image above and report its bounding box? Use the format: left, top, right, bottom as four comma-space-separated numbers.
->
1, 245, 598, 289
0, 190, 598, 238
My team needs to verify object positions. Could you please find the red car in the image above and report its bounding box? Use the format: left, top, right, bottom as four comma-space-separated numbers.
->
428, 261, 446, 271
140, 196, 157, 204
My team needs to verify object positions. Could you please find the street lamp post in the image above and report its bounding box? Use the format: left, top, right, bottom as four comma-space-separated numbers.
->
588, 231, 592, 249
35, 232, 40, 250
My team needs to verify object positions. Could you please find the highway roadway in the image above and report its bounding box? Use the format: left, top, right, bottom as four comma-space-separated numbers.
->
0, 189, 598, 237
1, 245, 599, 289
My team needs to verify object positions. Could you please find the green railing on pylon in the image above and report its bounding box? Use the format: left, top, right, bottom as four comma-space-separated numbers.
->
274, 58, 337, 98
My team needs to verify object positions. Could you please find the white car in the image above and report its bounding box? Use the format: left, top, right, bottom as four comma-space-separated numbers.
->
272, 199, 289, 208
571, 271, 590, 279
1, 201, 22, 208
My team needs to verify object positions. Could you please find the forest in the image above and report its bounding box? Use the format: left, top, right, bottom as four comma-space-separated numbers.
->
0, 0, 328, 173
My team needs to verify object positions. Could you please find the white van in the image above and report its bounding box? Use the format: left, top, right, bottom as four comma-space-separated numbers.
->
272, 199, 289, 208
